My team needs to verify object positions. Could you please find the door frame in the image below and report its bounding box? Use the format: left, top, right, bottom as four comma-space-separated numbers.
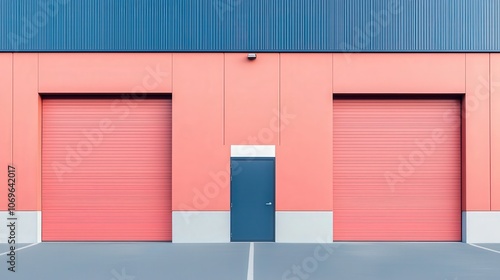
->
229, 145, 276, 242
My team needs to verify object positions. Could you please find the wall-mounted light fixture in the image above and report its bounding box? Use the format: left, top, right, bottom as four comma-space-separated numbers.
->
247, 53, 257, 60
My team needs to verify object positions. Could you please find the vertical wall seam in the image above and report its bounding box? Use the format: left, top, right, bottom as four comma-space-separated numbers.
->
464, 53, 467, 94
489, 53, 492, 211
171, 53, 173, 95
223, 53, 226, 145
463, 54, 466, 211
37, 54, 41, 214
460, 84, 464, 219
37, 54, 39, 93
40, 77, 43, 237
11, 53, 14, 163
171, 53, 175, 205
278, 53, 281, 145
332, 53, 334, 217
331, 53, 334, 94
464, 53, 467, 92
171, 53, 174, 211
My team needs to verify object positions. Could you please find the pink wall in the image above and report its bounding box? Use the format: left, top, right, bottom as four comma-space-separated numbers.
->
39, 53, 172, 93
464, 54, 491, 210
172, 53, 229, 211
0, 52, 498, 217
333, 53, 465, 94
224, 53, 280, 145
13, 54, 40, 211
277, 54, 333, 211
332, 53, 494, 211
492, 54, 500, 211
35, 53, 172, 212
0, 54, 12, 211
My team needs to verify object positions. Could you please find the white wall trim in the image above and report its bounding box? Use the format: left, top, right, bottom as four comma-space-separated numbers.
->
37, 211, 42, 243
276, 211, 333, 243
172, 211, 230, 243
231, 145, 275, 157
0, 211, 41, 243
462, 211, 500, 243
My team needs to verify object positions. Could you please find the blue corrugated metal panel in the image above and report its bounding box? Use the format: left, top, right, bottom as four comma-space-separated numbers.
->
465, 0, 492, 51
493, 1, 500, 51
0, 0, 499, 52
333, 0, 468, 52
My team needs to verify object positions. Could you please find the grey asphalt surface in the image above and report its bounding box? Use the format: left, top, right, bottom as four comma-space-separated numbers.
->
0, 243, 249, 280
256, 243, 500, 280
476, 243, 500, 252
0, 244, 29, 253
1, 242, 500, 280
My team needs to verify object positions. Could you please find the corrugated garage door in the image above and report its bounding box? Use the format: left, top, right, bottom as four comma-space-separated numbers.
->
333, 98, 461, 241
42, 98, 172, 241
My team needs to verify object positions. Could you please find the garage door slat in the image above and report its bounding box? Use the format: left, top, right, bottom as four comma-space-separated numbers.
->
42, 99, 172, 241
333, 98, 461, 241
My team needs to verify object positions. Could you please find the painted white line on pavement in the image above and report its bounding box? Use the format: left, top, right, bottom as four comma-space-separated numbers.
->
0, 242, 40, 256
247, 242, 254, 280
469, 244, 500, 254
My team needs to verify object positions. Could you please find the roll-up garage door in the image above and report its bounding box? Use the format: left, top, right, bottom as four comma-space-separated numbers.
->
333, 98, 461, 241
42, 98, 172, 241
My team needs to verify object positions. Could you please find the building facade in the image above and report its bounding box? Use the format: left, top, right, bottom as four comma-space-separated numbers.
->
1, 0, 500, 243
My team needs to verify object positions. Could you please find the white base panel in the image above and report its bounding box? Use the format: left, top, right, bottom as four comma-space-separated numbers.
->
0, 211, 41, 243
462, 211, 500, 243
172, 211, 230, 243
276, 211, 333, 243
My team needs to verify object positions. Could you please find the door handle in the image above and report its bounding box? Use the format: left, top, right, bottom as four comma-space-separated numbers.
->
265, 202, 273, 206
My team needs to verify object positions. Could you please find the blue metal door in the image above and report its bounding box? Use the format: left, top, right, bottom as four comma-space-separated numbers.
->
230, 157, 275, 242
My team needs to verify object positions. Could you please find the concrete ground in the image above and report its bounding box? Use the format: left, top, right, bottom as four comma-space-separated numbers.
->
1, 242, 500, 280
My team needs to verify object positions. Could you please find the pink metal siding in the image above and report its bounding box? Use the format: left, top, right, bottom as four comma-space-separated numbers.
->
464, 54, 491, 210
332, 53, 465, 94
492, 54, 500, 210
277, 53, 333, 211
224, 53, 280, 145
42, 99, 172, 241
172, 53, 229, 211
13, 53, 41, 211
39, 53, 172, 93
0, 54, 12, 211
332, 98, 462, 241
